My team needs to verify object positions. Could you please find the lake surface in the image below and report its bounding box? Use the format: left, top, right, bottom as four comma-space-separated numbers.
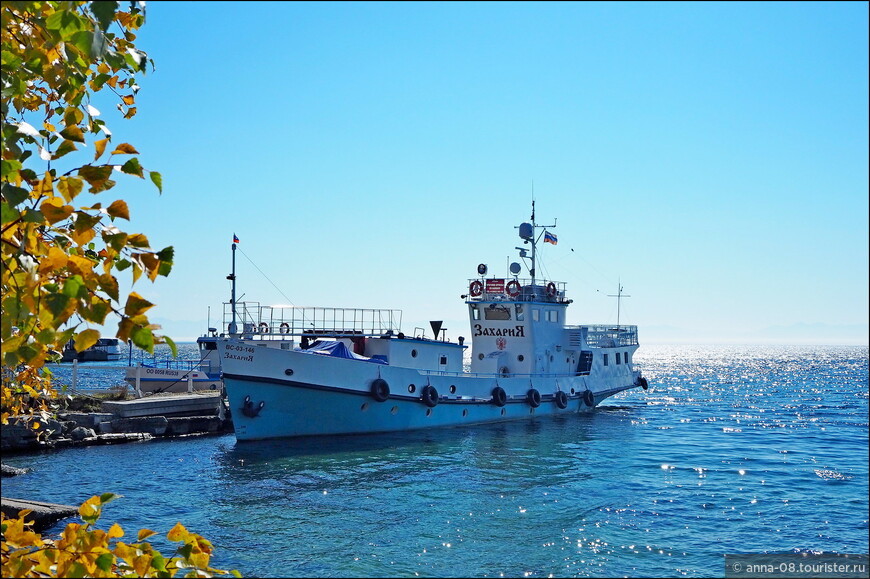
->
4, 344, 868, 577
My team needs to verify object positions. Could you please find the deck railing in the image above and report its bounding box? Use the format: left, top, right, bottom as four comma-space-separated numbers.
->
224, 302, 403, 338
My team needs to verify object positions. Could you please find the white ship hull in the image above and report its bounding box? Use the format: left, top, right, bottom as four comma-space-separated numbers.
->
220, 339, 644, 441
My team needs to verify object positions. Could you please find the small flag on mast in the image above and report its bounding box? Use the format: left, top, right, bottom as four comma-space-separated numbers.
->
543, 231, 557, 245
233, 233, 239, 243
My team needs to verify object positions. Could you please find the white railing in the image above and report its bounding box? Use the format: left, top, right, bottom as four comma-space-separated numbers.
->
224, 302, 402, 338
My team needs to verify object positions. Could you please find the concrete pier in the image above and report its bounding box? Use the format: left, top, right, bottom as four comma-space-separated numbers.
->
0, 498, 79, 531
101, 392, 222, 418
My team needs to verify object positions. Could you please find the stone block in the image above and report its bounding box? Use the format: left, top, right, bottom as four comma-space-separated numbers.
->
109, 416, 168, 436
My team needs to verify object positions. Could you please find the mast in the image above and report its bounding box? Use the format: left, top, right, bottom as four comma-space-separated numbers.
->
607, 282, 630, 329
516, 199, 555, 291
228, 241, 238, 336
530, 200, 536, 289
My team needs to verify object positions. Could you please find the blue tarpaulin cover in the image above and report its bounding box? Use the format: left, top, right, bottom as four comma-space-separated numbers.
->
297, 340, 387, 364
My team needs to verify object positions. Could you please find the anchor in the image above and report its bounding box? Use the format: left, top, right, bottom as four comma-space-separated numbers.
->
241, 395, 265, 418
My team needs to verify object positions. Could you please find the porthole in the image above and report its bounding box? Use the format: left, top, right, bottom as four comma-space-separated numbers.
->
517, 355, 524, 362
411, 349, 418, 358
449, 385, 456, 394
500, 408, 506, 416
478, 353, 484, 360
284, 368, 294, 376
462, 409, 468, 417
408, 384, 416, 393
570, 388, 576, 395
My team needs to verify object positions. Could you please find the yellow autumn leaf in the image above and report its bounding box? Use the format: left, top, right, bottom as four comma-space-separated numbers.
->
107, 199, 130, 220
124, 292, 154, 316
94, 138, 109, 161
166, 522, 187, 542
108, 523, 124, 540
110, 143, 139, 155
74, 329, 100, 353
137, 528, 157, 541
40, 200, 73, 224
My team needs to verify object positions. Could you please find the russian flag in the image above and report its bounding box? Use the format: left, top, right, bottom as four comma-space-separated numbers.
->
544, 231, 557, 245
233, 233, 240, 243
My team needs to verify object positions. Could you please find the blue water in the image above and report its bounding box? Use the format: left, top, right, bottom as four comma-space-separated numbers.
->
4, 345, 868, 577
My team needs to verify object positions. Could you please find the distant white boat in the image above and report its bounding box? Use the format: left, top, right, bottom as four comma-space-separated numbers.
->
219, 203, 649, 441
124, 333, 223, 394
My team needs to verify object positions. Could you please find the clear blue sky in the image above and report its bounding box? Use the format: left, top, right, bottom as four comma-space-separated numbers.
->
88, 1, 868, 344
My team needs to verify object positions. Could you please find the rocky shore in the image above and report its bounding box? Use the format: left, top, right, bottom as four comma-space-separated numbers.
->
1, 392, 233, 453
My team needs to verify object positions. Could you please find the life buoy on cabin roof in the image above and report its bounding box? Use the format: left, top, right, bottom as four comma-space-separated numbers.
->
279, 322, 290, 334
506, 280, 521, 298
546, 282, 557, 297
258, 322, 269, 334
469, 280, 483, 297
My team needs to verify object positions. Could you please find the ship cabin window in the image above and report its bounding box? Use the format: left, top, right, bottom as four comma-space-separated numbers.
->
203, 341, 217, 351
472, 307, 480, 320
616, 352, 621, 364
532, 309, 540, 322
624, 351, 630, 364
603, 353, 609, 366
484, 304, 511, 320
439, 356, 447, 365
515, 305, 524, 321
547, 310, 558, 323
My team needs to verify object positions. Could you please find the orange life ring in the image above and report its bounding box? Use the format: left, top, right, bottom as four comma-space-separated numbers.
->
546, 282, 557, 297
470, 280, 483, 297
506, 280, 521, 298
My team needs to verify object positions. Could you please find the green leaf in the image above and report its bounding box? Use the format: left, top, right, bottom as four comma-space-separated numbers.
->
131, 325, 154, 353
95, 553, 114, 573
1, 159, 23, 181
156, 246, 174, 262
22, 208, 44, 223
45, 9, 86, 37
1, 183, 29, 207
1, 202, 19, 226
90, 1, 119, 32
62, 275, 85, 298
120, 157, 144, 178
45, 293, 72, 318
99, 492, 120, 504
163, 335, 177, 358
60, 125, 85, 143
52, 139, 78, 159
149, 171, 163, 193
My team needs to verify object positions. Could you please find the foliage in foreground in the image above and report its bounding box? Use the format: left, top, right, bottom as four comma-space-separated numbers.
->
2, 2, 237, 576
1, 493, 240, 578
2, 0, 174, 423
